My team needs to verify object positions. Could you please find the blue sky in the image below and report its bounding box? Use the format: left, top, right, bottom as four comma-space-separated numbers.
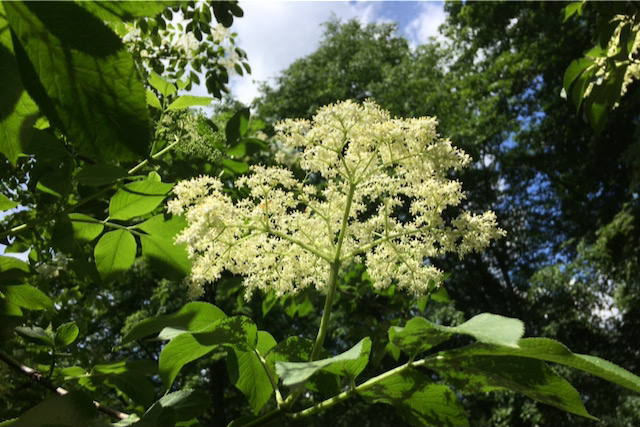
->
228, 1, 446, 104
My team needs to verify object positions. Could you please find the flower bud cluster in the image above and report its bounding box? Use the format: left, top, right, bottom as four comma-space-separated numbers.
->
168, 100, 505, 298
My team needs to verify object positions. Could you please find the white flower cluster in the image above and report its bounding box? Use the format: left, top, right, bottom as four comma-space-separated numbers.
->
584, 13, 640, 104
169, 100, 505, 298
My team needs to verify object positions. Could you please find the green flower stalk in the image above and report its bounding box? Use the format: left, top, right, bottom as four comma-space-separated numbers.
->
168, 100, 505, 300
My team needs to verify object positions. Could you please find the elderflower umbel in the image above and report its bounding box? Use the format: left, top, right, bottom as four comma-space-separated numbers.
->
168, 100, 505, 298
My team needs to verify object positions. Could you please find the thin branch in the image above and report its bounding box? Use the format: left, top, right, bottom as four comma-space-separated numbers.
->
0, 350, 130, 421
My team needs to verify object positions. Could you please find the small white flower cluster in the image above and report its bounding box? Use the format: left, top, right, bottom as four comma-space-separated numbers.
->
169, 100, 505, 298
584, 13, 640, 104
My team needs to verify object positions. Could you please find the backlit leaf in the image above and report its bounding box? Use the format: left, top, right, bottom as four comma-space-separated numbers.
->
109, 180, 173, 221
5, 2, 150, 161
94, 229, 136, 283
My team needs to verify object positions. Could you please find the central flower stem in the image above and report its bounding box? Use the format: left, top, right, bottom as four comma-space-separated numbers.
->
309, 260, 340, 361
309, 181, 356, 361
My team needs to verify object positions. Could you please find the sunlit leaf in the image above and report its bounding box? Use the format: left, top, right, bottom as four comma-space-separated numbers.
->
275, 337, 371, 386
121, 301, 226, 345
54, 321, 79, 347
109, 180, 173, 221
94, 229, 136, 283
2, 284, 54, 311
166, 95, 213, 110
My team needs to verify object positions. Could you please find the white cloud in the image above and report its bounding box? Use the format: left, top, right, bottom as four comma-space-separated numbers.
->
228, 0, 383, 105
404, 1, 446, 48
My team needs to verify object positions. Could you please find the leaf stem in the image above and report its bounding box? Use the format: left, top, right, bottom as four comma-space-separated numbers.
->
287, 360, 412, 419
254, 348, 284, 406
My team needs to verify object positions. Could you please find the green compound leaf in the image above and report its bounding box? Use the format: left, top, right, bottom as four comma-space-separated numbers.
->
432, 355, 596, 419
266, 336, 340, 397
140, 234, 191, 281
226, 332, 277, 414
159, 316, 257, 389
121, 301, 227, 345
90, 360, 157, 408
225, 107, 250, 145
14, 326, 55, 347
94, 229, 136, 283
2, 284, 54, 311
359, 368, 469, 427
137, 213, 187, 240
109, 180, 174, 221
435, 337, 640, 395
53, 213, 104, 252
275, 337, 371, 387
166, 95, 213, 110
148, 71, 177, 98
13, 391, 97, 427
0, 193, 18, 211
390, 313, 524, 357
54, 321, 79, 347
76, 1, 178, 22
136, 389, 211, 427
0, 3, 39, 166
146, 89, 162, 110
76, 163, 127, 186
5, 2, 150, 162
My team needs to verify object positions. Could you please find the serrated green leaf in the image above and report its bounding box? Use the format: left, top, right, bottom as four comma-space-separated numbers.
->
431, 354, 597, 420
0, 256, 30, 282
0, 194, 18, 212
222, 158, 249, 174
436, 337, 640, 395
13, 391, 97, 426
5, 2, 150, 162
148, 71, 176, 98
140, 234, 191, 280
159, 333, 218, 390
91, 359, 157, 376
562, 2, 583, 22
105, 373, 156, 408
54, 321, 79, 347
2, 284, 54, 311
137, 389, 210, 426
275, 337, 371, 386
225, 107, 250, 144
159, 316, 257, 389
88, 359, 157, 407
390, 313, 524, 357
14, 326, 54, 347
76, 163, 127, 186
166, 95, 212, 110
226, 141, 246, 158
265, 336, 343, 398
323, 337, 371, 379
226, 331, 277, 414
359, 368, 469, 427
563, 58, 593, 96
227, 348, 273, 414
109, 180, 173, 221
136, 214, 187, 240
94, 229, 136, 283
146, 88, 162, 110
76, 1, 178, 22
121, 301, 227, 345
53, 213, 104, 251
452, 313, 524, 347
0, 3, 38, 166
